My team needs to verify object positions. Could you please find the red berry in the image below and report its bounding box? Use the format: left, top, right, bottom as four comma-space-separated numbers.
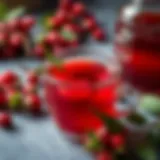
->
63, 23, 83, 34
0, 32, 7, 46
55, 10, 69, 24
9, 32, 24, 48
48, 16, 64, 29
96, 127, 109, 144
72, 2, 86, 16
0, 112, 12, 128
3, 47, 15, 59
24, 94, 41, 114
82, 17, 97, 31
44, 31, 61, 45
0, 22, 7, 32
0, 71, 18, 87
20, 16, 35, 32
0, 89, 7, 109
27, 70, 39, 85
59, 0, 72, 11
34, 44, 45, 58
23, 83, 37, 94
69, 39, 79, 48
7, 19, 20, 31
96, 151, 112, 160
110, 134, 125, 150
92, 27, 106, 41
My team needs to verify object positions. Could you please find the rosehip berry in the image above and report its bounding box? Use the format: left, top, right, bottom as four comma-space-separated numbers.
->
34, 44, 45, 58
92, 27, 106, 41
48, 16, 64, 29
0, 112, 12, 128
0, 22, 7, 32
24, 94, 41, 114
27, 70, 39, 85
9, 32, 24, 48
55, 10, 69, 24
20, 16, 35, 32
7, 19, 20, 31
59, 0, 72, 11
82, 17, 97, 32
96, 127, 109, 144
110, 134, 125, 150
0, 32, 7, 46
63, 23, 83, 34
44, 31, 61, 45
23, 83, 37, 94
0, 71, 18, 87
0, 88, 7, 109
72, 2, 86, 16
96, 151, 112, 160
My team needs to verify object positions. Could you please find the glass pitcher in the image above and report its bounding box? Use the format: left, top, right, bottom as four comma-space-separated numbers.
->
115, 0, 160, 94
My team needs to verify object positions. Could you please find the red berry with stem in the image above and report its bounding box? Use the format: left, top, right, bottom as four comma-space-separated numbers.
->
96, 151, 113, 160
92, 27, 106, 41
0, 71, 18, 87
0, 112, 12, 128
34, 44, 45, 58
9, 32, 24, 48
24, 94, 41, 114
82, 17, 97, 32
27, 70, 39, 85
48, 16, 64, 29
110, 134, 125, 151
20, 16, 35, 32
72, 2, 86, 16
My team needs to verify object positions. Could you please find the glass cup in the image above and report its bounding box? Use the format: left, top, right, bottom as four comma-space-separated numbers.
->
43, 46, 121, 138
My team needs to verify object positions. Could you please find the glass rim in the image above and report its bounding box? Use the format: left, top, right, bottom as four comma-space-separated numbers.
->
43, 55, 120, 88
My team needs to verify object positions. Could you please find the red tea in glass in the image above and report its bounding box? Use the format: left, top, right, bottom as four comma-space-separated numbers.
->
115, 0, 160, 93
44, 55, 119, 136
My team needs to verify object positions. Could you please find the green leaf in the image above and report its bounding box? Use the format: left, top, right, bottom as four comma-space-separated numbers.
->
140, 94, 160, 115
93, 109, 124, 134
61, 29, 77, 41
46, 53, 63, 68
0, 2, 9, 20
127, 113, 147, 125
8, 92, 23, 110
85, 132, 102, 152
137, 145, 157, 160
5, 6, 26, 21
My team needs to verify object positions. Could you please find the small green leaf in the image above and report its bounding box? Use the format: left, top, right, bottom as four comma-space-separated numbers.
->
92, 109, 124, 134
140, 94, 160, 115
8, 92, 23, 110
46, 53, 63, 68
0, 2, 9, 20
61, 29, 77, 41
85, 132, 102, 152
127, 113, 147, 125
5, 6, 25, 21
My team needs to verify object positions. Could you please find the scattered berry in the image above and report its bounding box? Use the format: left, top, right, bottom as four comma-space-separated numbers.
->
96, 151, 112, 160
27, 70, 39, 85
82, 17, 97, 31
72, 2, 86, 16
0, 112, 12, 128
92, 27, 106, 41
24, 94, 41, 114
0, 71, 18, 87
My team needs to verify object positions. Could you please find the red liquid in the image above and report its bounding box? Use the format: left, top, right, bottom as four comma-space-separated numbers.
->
44, 59, 117, 135
115, 12, 160, 92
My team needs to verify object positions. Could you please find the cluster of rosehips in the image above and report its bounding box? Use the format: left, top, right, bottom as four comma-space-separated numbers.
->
34, 0, 106, 58
0, 70, 42, 128
83, 126, 126, 160
0, 15, 35, 59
